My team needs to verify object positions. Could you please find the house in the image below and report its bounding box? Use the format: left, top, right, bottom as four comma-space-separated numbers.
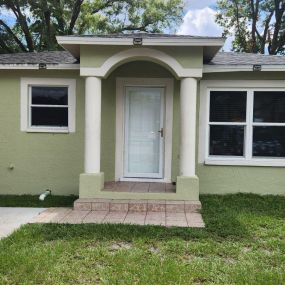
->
1, 34, 285, 210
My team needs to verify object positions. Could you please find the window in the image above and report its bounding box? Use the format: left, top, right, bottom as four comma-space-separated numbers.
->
252, 91, 285, 158
204, 85, 285, 166
21, 78, 76, 133
209, 91, 247, 157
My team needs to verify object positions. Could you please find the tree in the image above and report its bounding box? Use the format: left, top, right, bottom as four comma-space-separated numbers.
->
216, 0, 285, 54
0, 0, 183, 53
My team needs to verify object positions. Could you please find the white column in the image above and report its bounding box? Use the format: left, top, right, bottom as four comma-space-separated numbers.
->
180, 77, 197, 176
84, 76, 101, 173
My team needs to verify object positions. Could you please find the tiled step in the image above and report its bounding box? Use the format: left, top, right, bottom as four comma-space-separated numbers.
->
74, 199, 201, 213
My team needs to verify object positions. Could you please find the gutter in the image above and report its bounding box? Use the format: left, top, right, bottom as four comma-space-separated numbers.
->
203, 64, 285, 73
0, 63, 80, 70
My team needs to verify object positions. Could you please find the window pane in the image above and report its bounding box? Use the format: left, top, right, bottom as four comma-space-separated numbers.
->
210, 91, 247, 122
32, 86, 68, 105
31, 107, 68, 127
254, 91, 285, 123
253, 126, 285, 157
210, 125, 244, 156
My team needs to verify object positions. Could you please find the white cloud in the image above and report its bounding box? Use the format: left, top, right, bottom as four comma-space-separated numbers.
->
178, 7, 222, 36
177, 7, 233, 51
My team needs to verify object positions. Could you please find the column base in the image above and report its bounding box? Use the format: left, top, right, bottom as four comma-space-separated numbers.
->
79, 172, 104, 198
176, 175, 199, 200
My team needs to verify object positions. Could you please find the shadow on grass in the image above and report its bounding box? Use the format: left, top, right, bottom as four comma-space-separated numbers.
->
3, 194, 285, 244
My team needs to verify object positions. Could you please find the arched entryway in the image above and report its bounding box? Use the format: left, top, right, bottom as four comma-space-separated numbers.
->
80, 47, 199, 200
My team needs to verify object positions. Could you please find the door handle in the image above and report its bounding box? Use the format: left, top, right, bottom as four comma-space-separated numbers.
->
158, 128, 164, 138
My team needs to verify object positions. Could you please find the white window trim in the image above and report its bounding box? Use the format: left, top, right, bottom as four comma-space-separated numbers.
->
199, 80, 285, 167
21, 78, 76, 133
115, 77, 174, 182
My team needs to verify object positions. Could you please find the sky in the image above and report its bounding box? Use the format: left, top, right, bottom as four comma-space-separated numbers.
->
178, 0, 232, 51
0, 0, 232, 51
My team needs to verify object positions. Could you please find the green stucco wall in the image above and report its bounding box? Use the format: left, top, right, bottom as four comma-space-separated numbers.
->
0, 70, 84, 195
80, 45, 203, 69
0, 62, 180, 195
0, 62, 285, 196
197, 72, 285, 195
101, 61, 180, 182
197, 165, 285, 195
202, 71, 285, 80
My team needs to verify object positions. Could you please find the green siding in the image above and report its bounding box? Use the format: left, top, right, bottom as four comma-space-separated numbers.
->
80, 45, 203, 69
0, 70, 84, 195
0, 62, 180, 195
101, 61, 180, 182
0, 60, 285, 196
203, 71, 285, 80
156, 46, 203, 68
197, 73, 285, 195
80, 46, 127, 67
197, 165, 285, 195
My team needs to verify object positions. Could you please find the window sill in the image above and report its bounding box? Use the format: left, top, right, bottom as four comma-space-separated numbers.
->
25, 128, 70, 134
205, 158, 285, 167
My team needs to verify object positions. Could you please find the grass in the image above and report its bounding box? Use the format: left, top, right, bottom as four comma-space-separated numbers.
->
0, 195, 78, 207
0, 193, 285, 285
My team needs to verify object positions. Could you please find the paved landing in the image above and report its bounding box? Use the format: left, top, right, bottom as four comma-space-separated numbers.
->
0, 207, 46, 239
30, 208, 205, 228
103, 181, 176, 193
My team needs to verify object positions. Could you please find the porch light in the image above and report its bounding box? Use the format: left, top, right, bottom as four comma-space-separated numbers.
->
133, 37, 143, 46
38, 63, 47, 69
253, 64, 262, 71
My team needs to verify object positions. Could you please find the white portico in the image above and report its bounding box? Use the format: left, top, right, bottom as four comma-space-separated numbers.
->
56, 34, 225, 201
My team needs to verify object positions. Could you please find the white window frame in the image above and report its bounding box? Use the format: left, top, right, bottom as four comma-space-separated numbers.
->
21, 78, 76, 133
199, 80, 285, 167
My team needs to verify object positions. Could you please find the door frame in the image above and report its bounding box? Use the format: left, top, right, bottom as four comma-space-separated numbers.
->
124, 86, 165, 179
115, 77, 174, 182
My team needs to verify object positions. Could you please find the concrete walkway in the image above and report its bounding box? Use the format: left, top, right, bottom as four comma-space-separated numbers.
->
0, 207, 46, 239
30, 208, 205, 228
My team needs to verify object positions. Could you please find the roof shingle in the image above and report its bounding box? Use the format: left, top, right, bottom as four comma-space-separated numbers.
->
0, 49, 284, 66
210, 51, 285, 65
0, 51, 77, 65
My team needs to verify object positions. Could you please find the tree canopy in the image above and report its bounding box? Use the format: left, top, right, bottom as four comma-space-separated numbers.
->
0, 0, 183, 53
216, 0, 285, 54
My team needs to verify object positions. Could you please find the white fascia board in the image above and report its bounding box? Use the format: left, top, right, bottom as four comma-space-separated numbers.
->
0, 64, 80, 70
56, 36, 225, 47
57, 36, 133, 46
142, 38, 225, 47
203, 64, 285, 73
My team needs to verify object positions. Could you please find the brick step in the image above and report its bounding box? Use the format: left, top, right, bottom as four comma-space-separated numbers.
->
74, 199, 201, 213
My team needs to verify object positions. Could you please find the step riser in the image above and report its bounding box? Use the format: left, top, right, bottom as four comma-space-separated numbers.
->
74, 199, 201, 213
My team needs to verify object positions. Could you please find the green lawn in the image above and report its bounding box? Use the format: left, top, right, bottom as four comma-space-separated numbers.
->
0, 194, 77, 207
0, 194, 285, 285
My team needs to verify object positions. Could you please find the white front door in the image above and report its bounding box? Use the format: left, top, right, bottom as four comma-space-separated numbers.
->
124, 87, 164, 178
